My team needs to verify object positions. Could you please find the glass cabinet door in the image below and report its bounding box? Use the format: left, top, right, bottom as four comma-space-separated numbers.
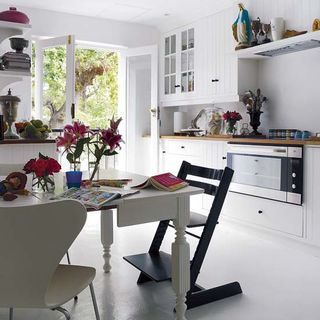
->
180, 28, 194, 93
164, 34, 177, 95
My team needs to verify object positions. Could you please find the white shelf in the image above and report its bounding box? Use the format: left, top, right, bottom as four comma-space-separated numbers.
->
236, 30, 320, 60
0, 69, 31, 90
0, 69, 30, 77
0, 20, 31, 43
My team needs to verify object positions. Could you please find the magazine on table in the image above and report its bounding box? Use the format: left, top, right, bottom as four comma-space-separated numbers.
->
52, 187, 139, 209
132, 172, 188, 192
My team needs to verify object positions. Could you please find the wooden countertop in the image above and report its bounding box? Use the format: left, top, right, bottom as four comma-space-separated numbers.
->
161, 135, 320, 146
0, 139, 56, 144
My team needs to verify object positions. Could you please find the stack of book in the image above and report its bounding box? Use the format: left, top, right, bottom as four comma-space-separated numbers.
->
1, 52, 31, 72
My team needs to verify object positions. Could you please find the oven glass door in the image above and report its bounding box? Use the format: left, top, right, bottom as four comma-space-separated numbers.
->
230, 154, 286, 190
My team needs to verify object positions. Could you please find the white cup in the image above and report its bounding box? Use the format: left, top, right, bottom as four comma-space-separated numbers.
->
271, 17, 285, 41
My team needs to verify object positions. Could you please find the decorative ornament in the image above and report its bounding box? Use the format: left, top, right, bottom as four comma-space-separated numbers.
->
232, 3, 252, 50
312, 19, 320, 32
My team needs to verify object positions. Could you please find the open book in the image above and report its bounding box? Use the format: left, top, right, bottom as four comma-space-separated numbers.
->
132, 173, 188, 192
52, 187, 139, 209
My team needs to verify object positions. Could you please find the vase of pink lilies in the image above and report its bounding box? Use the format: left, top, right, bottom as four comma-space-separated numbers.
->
57, 117, 123, 184
87, 117, 123, 181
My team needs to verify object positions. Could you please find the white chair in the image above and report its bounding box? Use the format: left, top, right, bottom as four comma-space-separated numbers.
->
0, 163, 74, 269
0, 200, 100, 320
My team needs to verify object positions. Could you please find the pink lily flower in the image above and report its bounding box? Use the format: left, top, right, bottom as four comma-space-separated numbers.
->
56, 131, 77, 150
64, 121, 90, 138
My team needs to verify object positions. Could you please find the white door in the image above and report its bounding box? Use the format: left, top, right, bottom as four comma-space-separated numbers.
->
119, 45, 159, 176
34, 35, 75, 127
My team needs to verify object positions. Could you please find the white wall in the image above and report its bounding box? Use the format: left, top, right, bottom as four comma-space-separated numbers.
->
0, 4, 159, 121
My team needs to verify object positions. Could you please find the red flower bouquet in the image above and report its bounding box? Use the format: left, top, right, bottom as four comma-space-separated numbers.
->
222, 111, 242, 135
24, 153, 61, 193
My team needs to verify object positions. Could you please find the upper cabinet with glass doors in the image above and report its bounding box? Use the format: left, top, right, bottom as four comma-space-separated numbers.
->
180, 28, 194, 94
160, 9, 243, 107
161, 25, 197, 105
164, 34, 177, 95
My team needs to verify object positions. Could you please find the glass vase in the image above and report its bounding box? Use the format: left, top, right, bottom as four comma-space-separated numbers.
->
225, 120, 237, 136
88, 162, 100, 181
69, 161, 81, 171
32, 174, 55, 194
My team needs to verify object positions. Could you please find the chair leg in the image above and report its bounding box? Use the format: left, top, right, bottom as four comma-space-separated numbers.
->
66, 251, 71, 264
89, 283, 100, 320
66, 251, 78, 301
53, 307, 71, 320
9, 308, 13, 320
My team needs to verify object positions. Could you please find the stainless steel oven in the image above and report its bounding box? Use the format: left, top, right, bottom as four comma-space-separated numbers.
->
227, 144, 303, 205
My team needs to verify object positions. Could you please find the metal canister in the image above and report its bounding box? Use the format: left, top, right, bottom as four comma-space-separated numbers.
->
0, 115, 4, 140
0, 89, 20, 139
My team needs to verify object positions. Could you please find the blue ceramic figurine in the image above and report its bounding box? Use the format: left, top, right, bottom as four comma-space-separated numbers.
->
232, 3, 252, 50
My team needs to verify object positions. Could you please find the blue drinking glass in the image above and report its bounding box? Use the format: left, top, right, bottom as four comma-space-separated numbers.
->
66, 171, 82, 189
302, 131, 311, 140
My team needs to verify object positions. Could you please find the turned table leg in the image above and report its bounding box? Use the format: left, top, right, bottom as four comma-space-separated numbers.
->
172, 197, 190, 320
100, 209, 114, 273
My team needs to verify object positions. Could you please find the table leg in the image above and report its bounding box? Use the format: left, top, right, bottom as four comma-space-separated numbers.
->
101, 209, 114, 273
172, 197, 190, 320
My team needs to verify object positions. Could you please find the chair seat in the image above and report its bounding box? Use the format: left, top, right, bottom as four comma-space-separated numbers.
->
187, 211, 207, 228
45, 264, 96, 308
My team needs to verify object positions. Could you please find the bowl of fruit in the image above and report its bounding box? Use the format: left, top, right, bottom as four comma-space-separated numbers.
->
15, 119, 51, 140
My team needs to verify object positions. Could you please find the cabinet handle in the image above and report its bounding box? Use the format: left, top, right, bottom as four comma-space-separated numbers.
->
174, 85, 181, 88
162, 151, 166, 154
211, 79, 219, 82
222, 156, 227, 160
258, 210, 263, 214
181, 146, 185, 149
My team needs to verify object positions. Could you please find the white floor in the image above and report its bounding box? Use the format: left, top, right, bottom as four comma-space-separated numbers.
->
2, 211, 320, 320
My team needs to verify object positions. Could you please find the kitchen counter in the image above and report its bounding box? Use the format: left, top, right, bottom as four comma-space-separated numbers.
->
0, 139, 56, 145
161, 135, 320, 146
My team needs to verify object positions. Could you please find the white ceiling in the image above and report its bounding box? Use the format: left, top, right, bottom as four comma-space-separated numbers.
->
0, 0, 234, 31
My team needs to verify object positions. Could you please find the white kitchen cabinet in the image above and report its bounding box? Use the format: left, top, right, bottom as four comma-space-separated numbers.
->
0, 142, 57, 164
222, 192, 304, 237
160, 139, 204, 174
160, 10, 240, 106
160, 139, 228, 213
160, 24, 197, 106
304, 146, 320, 245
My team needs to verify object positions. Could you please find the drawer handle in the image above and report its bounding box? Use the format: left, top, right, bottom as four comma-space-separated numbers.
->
181, 146, 185, 149
211, 79, 219, 82
162, 151, 166, 154
258, 210, 263, 214
174, 85, 181, 88
222, 156, 227, 160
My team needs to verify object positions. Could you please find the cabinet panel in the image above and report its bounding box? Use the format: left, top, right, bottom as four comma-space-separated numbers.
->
222, 192, 303, 237
304, 147, 320, 245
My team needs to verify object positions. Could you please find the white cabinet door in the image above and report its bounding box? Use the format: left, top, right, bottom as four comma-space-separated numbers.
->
304, 147, 320, 245
160, 25, 198, 106
222, 192, 304, 237
206, 9, 238, 103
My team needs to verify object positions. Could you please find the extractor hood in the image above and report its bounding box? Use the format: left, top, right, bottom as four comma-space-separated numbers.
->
255, 39, 320, 57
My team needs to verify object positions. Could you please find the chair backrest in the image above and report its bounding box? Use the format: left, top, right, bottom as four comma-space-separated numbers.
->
177, 160, 226, 196
0, 164, 25, 176
178, 161, 234, 287
0, 199, 87, 308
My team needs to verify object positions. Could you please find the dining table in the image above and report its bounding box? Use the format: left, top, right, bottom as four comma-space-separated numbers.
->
0, 168, 203, 320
